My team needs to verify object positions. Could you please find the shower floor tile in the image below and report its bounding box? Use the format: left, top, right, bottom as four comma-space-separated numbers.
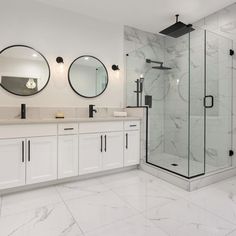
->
149, 153, 220, 176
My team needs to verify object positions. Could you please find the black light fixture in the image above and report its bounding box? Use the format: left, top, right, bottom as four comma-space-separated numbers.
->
56, 56, 64, 64
112, 64, 120, 71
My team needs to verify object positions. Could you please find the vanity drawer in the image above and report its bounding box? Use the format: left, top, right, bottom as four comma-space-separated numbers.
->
124, 121, 140, 131
58, 123, 78, 135
79, 121, 123, 134
0, 124, 57, 139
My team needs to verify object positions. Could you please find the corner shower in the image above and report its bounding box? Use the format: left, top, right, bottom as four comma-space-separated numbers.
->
126, 28, 233, 178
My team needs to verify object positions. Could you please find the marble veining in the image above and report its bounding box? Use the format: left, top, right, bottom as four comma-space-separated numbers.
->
1, 170, 236, 235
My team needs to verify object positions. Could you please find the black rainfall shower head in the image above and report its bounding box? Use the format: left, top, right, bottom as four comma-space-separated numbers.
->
159, 14, 195, 38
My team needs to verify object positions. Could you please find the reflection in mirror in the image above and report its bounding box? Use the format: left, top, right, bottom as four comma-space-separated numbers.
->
0, 45, 50, 96
68, 55, 108, 98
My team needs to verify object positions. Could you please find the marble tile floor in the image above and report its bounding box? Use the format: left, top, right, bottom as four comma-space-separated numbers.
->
1, 170, 236, 235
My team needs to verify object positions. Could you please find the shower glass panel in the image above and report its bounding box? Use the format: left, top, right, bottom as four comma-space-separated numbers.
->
126, 28, 233, 178
205, 31, 233, 172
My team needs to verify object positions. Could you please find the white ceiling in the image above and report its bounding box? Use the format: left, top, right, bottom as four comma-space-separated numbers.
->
34, 0, 235, 33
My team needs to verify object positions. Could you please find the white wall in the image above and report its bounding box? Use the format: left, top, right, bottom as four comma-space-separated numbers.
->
0, 0, 124, 107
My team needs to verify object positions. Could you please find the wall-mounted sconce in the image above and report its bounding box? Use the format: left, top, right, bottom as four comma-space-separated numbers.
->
112, 64, 120, 71
56, 57, 64, 72
56, 57, 64, 64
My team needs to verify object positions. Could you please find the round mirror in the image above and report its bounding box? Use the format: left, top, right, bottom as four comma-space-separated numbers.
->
0, 45, 50, 96
68, 55, 108, 98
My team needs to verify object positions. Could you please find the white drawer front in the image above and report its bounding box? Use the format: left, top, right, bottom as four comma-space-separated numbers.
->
124, 121, 140, 131
58, 123, 78, 135
79, 121, 123, 134
0, 124, 57, 139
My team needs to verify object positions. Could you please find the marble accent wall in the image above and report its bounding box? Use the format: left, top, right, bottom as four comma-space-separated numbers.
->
124, 26, 166, 162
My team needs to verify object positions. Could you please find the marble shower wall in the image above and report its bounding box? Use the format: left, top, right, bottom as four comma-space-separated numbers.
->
124, 26, 166, 160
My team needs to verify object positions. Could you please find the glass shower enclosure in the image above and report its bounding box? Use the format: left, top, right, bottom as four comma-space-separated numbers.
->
126, 28, 233, 178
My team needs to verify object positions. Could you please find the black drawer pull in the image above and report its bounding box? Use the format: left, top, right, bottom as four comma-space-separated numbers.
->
22, 141, 25, 162
100, 135, 103, 152
64, 128, 74, 130
130, 125, 137, 127
126, 133, 128, 149
28, 140, 31, 162
104, 135, 107, 152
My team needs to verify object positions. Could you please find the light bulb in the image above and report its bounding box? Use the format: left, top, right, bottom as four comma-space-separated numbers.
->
26, 78, 36, 89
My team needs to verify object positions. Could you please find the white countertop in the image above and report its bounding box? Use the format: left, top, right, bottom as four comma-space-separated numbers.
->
0, 116, 141, 125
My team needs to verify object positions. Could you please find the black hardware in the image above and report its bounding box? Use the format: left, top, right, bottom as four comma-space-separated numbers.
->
229, 150, 234, 156
22, 141, 25, 162
134, 77, 144, 107
145, 95, 152, 108
28, 140, 31, 162
126, 133, 128, 149
130, 125, 137, 127
89, 104, 97, 118
64, 128, 74, 131
104, 135, 107, 152
230, 49, 234, 56
204, 95, 214, 108
112, 65, 120, 71
56, 57, 64, 64
21, 104, 26, 119
100, 135, 103, 152
159, 14, 195, 38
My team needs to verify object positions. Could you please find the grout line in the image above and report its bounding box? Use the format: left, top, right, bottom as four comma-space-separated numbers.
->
55, 186, 85, 235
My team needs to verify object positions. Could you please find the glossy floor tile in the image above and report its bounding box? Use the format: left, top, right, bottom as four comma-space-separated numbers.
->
1, 170, 236, 236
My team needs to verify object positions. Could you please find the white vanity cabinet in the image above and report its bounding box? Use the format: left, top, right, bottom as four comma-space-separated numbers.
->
58, 123, 79, 179
26, 136, 57, 184
0, 138, 25, 189
79, 133, 103, 174
79, 122, 124, 175
0, 119, 140, 191
124, 121, 140, 166
0, 124, 58, 189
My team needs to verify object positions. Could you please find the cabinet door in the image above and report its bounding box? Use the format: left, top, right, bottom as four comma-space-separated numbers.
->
58, 135, 78, 179
0, 139, 25, 189
103, 132, 124, 170
79, 133, 102, 175
26, 136, 57, 184
124, 131, 140, 166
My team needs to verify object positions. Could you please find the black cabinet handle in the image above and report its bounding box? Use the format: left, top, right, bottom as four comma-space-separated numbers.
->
130, 125, 137, 127
100, 135, 103, 152
28, 140, 31, 162
104, 135, 107, 152
126, 133, 128, 149
204, 95, 214, 108
22, 141, 25, 162
64, 128, 74, 131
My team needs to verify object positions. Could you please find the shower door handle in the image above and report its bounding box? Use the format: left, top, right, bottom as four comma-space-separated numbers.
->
204, 95, 214, 108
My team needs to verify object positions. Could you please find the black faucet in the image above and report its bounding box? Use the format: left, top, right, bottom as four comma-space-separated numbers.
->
89, 105, 97, 118
21, 104, 26, 119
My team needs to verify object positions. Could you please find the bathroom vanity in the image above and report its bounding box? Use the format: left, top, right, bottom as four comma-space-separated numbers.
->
0, 118, 140, 191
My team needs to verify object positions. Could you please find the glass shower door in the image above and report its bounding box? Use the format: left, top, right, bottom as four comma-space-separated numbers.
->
205, 31, 233, 173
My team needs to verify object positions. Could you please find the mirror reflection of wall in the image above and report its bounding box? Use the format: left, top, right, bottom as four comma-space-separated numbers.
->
68, 55, 108, 98
0, 45, 50, 96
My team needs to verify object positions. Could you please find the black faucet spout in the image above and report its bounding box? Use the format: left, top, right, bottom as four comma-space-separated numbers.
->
89, 105, 97, 118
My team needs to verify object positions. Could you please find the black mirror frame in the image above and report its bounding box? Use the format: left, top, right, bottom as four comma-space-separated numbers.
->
0, 45, 51, 97
68, 55, 109, 98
